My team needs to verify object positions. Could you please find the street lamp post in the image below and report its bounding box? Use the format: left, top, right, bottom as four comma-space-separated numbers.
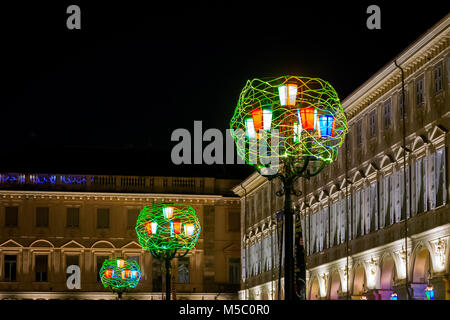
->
230, 76, 348, 300
135, 204, 201, 300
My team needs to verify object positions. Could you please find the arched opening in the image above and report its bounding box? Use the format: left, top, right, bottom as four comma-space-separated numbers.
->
411, 247, 432, 300
413, 248, 431, 283
329, 272, 342, 300
352, 265, 366, 297
309, 277, 320, 300
379, 255, 396, 300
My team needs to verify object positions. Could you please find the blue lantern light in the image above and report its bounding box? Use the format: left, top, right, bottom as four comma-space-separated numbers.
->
319, 115, 335, 137
390, 292, 398, 300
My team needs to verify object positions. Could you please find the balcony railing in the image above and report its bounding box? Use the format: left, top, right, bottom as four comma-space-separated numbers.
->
0, 173, 228, 195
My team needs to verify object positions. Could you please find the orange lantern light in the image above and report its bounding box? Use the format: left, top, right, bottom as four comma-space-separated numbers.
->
173, 220, 182, 234
104, 269, 113, 279
251, 108, 263, 132
299, 107, 317, 130
117, 259, 125, 268
145, 221, 158, 235
122, 269, 130, 279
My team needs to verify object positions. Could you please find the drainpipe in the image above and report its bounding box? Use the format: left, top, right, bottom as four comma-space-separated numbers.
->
241, 182, 248, 299
394, 59, 410, 300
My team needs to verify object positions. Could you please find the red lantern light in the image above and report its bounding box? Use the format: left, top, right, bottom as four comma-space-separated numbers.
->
122, 269, 130, 279
299, 107, 316, 130
173, 220, 182, 234
251, 108, 263, 132
104, 269, 113, 279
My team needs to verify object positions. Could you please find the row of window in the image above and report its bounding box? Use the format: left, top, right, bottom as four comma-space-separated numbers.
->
2, 254, 241, 286
351, 62, 444, 147
3, 207, 241, 232
303, 147, 446, 254
3, 207, 139, 229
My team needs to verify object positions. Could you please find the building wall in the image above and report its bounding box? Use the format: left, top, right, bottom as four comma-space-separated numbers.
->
0, 176, 241, 300
234, 15, 450, 300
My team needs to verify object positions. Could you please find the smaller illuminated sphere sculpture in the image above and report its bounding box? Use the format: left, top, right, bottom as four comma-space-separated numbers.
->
99, 257, 141, 293
135, 204, 201, 253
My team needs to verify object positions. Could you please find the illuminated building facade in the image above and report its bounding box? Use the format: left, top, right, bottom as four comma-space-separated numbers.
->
234, 15, 450, 300
0, 173, 241, 300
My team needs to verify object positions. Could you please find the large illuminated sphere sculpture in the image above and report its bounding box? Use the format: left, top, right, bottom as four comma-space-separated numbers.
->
135, 204, 201, 300
230, 76, 348, 174
99, 257, 141, 299
230, 75, 348, 301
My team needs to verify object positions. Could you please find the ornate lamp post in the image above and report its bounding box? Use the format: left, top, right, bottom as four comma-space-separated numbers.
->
135, 204, 201, 300
99, 257, 142, 300
230, 76, 348, 300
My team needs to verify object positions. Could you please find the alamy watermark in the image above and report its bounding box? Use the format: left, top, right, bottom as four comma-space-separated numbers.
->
171, 121, 280, 175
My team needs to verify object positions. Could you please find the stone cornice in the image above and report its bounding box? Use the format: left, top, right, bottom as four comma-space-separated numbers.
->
343, 14, 450, 120
0, 190, 240, 205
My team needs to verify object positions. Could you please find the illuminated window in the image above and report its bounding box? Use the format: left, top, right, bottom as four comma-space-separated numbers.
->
416, 76, 424, 107
384, 99, 391, 129
434, 63, 443, 94
4, 255, 16, 282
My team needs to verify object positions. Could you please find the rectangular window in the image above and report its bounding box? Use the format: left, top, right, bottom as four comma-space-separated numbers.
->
66, 208, 80, 227
228, 210, 240, 232
434, 63, 443, 94
369, 109, 377, 138
229, 258, 240, 285
435, 148, 447, 207
36, 207, 49, 227
416, 76, 424, 106
384, 99, 391, 129
97, 208, 110, 229
177, 257, 190, 284
127, 209, 139, 229
35, 255, 48, 282
5, 207, 18, 227
4, 255, 17, 281
96, 256, 109, 282
356, 120, 362, 147
152, 259, 162, 292
398, 90, 408, 118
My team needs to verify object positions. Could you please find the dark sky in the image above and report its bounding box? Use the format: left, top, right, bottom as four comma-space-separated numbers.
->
0, 1, 447, 178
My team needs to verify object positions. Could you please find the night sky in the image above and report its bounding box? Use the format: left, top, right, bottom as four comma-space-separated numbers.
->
0, 1, 447, 178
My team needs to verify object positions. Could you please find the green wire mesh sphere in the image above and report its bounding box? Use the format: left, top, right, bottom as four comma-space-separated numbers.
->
99, 257, 141, 292
230, 76, 348, 170
135, 204, 201, 251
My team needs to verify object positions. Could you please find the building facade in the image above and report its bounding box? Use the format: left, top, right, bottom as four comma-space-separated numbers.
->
234, 14, 450, 300
0, 173, 241, 300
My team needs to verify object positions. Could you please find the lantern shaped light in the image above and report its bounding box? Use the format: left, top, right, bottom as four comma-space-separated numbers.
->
425, 285, 434, 300
360, 295, 368, 300
262, 108, 272, 131
173, 220, 182, 234
145, 221, 158, 235
251, 108, 263, 132
278, 84, 298, 106
122, 269, 130, 279
319, 115, 336, 137
245, 118, 256, 139
117, 259, 125, 268
130, 270, 138, 279
299, 107, 317, 130
184, 223, 195, 236
390, 292, 398, 300
163, 207, 173, 219
104, 269, 113, 279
